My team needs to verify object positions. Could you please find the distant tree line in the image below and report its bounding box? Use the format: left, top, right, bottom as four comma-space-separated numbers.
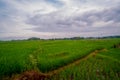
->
85, 36, 120, 39
0, 35, 120, 41
27, 35, 120, 40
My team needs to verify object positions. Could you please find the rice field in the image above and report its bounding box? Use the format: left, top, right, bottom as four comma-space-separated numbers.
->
0, 38, 120, 80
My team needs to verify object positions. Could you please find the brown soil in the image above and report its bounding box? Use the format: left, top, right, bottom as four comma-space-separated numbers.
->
14, 70, 49, 80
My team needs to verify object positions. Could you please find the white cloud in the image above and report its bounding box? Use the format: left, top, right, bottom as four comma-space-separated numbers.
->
93, 21, 114, 28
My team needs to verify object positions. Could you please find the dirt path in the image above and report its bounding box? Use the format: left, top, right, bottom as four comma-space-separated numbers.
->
14, 49, 106, 80
47, 49, 106, 76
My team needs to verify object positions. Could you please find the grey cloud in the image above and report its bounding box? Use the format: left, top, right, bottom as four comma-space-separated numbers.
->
74, 5, 120, 27
27, 5, 120, 34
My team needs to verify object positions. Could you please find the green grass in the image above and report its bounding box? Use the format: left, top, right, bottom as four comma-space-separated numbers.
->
0, 40, 41, 76
0, 38, 120, 79
49, 48, 120, 80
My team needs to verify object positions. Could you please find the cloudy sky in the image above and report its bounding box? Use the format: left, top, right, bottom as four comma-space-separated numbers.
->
0, 0, 120, 40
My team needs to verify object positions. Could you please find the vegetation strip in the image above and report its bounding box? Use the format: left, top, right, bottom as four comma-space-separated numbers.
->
28, 48, 42, 70
16, 49, 106, 80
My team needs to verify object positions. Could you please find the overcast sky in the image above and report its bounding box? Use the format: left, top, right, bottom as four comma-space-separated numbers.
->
0, 0, 120, 40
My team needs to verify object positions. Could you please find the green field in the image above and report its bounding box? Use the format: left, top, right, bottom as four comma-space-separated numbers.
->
0, 39, 120, 80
